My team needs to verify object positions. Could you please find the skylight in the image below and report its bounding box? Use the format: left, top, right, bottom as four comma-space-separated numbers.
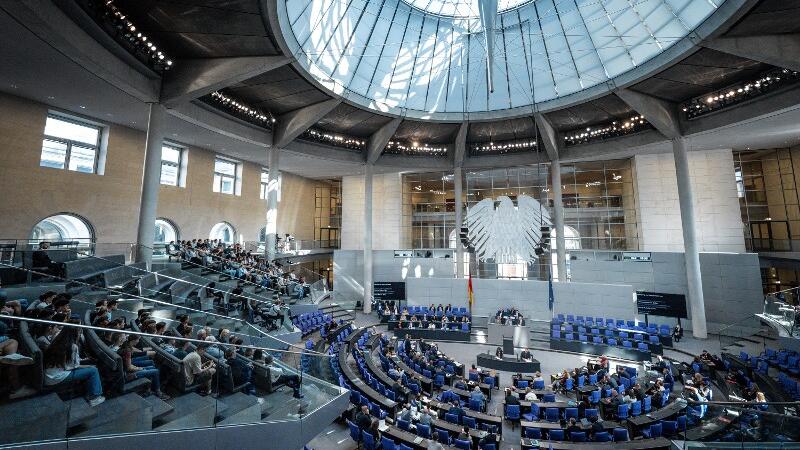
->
280, 0, 726, 119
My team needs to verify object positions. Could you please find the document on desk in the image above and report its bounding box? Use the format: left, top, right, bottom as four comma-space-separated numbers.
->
414, 437, 423, 444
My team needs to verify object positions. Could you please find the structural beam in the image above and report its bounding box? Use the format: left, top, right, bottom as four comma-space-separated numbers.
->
161, 56, 291, 106
615, 88, 682, 139
550, 159, 567, 282
453, 122, 469, 167
135, 104, 166, 265
363, 164, 374, 313
265, 147, 281, 262
272, 99, 341, 148
454, 166, 465, 279
366, 118, 402, 164
700, 34, 800, 73
534, 113, 560, 161
478, 0, 498, 93
672, 137, 707, 339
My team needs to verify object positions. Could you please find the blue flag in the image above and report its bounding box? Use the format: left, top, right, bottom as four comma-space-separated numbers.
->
548, 264, 555, 312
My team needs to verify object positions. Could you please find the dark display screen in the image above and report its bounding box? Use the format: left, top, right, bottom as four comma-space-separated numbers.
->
636, 291, 688, 318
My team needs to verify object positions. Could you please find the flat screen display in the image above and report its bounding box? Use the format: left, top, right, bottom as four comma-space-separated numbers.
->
636, 291, 688, 318
373, 282, 406, 301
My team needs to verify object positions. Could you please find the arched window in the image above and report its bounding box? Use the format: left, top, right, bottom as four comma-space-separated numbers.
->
154, 218, 178, 244
210, 222, 236, 244
31, 213, 94, 244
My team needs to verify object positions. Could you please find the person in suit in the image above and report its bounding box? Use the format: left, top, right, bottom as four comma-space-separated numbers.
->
404, 335, 412, 355
457, 426, 470, 441
495, 347, 504, 359
448, 400, 466, 422
520, 348, 532, 362
504, 388, 520, 406
566, 418, 582, 438
355, 404, 372, 430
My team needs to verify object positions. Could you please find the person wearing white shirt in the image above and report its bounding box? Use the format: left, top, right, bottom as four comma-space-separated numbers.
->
265, 354, 303, 399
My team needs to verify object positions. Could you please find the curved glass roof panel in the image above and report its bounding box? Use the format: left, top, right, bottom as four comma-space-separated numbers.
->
281, 0, 725, 118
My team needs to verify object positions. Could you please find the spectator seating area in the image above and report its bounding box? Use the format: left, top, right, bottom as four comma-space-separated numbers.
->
292, 311, 334, 336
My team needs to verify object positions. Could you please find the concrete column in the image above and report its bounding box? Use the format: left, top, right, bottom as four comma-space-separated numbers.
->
135, 103, 166, 264
454, 167, 465, 278
551, 159, 567, 282
363, 164, 374, 313
265, 147, 280, 262
673, 137, 708, 338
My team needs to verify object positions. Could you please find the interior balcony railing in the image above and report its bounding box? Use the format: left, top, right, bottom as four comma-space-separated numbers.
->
0, 314, 345, 449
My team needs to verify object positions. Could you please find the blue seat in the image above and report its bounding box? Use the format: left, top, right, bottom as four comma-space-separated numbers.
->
350, 390, 362, 405
517, 380, 529, 389
589, 390, 601, 405
631, 400, 642, 416
469, 372, 480, 382
362, 431, 376, 450
469, 398, 483, 412
608, 338, 617, 346
613, 427, 629, 441
585, 408, 598, 419
662, 420, 678, 436
594, 431, 611, 442
643, 395, 652, 413
543, 393, 556, 402
552, 330, 562, 339
347, 420, 361, 444
434, 374, 445, 388
546, 407, 560, 422
623, 340, 633, 349
445, 413, 460, 424
525, 427, 542, 439
482, 445, 496, 450
523, 403, 539, 421
463, 416, 476, 428
565, 408, 578, 420
549, 429, 565, 441
570, 431, 586, 442
533, 379, 545, 390
649, 335, 660, 345
484, 377, 496, 390
638, 342, 649, 352
397, 418, 411, 431
642, 422, 663, 438
505, 404, 521, 428
381, 437, 396, 450
565, 378, 574, 391
436, 429, 451, 445
416, 423, 431, 439
617, 403, 629, 419
589, 373, 598, 384
454, 440, 471, 450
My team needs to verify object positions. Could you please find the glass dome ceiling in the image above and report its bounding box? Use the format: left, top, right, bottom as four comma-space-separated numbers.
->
281, 0, 725, 119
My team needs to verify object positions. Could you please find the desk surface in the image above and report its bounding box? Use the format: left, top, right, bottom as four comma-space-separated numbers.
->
626, 398, 686, 427
425, 398, 503, 427
510, 400, 572, 409
520, 419, 621, 431
382, 424, 458, 450
367, 347, 410, 396
521, 437, 672, 450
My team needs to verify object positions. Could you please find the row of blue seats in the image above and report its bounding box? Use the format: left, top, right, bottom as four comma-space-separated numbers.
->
554, 314, 671, 336
740, 349, 800, 401
400, 306, 470, 316
553, 323, 664, 344
349, 419, 497, 450
551, 330, 652, 352
291, 310, 332, 335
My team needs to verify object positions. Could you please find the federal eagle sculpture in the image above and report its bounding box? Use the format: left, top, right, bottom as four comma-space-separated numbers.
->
464, 195, 551, 264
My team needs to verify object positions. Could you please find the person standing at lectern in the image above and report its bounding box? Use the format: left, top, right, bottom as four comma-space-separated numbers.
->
495, 347, 504, 359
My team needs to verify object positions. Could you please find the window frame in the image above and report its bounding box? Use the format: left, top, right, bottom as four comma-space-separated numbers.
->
41, 114, 102, 173
160, 143, 184, 187
213, 156, 239, 195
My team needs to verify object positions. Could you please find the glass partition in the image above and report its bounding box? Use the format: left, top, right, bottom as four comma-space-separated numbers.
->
0, 315, 343, 448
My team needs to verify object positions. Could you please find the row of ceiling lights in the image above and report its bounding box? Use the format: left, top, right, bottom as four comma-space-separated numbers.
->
682, 68, 800, 119
564, 115, 649, 146
96, 0, 173, 72
209, 91, 275, 126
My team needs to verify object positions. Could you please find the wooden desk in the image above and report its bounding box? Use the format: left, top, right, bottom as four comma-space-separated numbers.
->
626, 398, 686, 427
381, 423, 458, 450
520, 419, 621, 431
425, 398, 503, 435
391, 355, 433, 394
521, 437, 672, 450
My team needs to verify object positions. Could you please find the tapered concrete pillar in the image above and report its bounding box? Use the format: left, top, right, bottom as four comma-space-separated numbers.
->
551, 159, 567, 282
135, 103, 166, 264
673, 137, 708, 338
454, 167, 465, 278
265, 147, 280, 262
363, 164, 374, 313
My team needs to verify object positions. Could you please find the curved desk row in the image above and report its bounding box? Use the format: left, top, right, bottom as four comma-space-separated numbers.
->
340, 328, 398, 415
521, 437, 671, 450
477, 353, 541, 373
549, 338, 651, 362
424, 398, 503, 436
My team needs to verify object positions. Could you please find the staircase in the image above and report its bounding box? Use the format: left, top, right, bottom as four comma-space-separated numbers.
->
319, 301, 355, 323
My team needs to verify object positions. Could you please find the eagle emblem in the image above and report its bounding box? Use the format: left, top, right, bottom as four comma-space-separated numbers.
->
464, 195, 551, 263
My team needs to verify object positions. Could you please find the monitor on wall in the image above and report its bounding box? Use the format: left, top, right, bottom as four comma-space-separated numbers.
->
374, 281, 406, 301
636, 291, 688, 318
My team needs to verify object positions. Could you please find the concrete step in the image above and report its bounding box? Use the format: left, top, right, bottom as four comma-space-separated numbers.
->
216, 392, 262, 425
154, 392, 226, 431
139, 394, 175, 421
0, 393, 68, 445
71, 393, 153, 437
67, 397, 99, 428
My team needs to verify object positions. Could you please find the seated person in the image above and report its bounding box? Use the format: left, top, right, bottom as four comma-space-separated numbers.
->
225, 347, 257, 396
504, 388, 520, 406
566, 417, 582, 438
495, 347, 504, 359
265, 354, 303, 399
32, 242, 65, 277
520, 348, 533, 362
524, 387, 538, 401
119, 335, 169, 399
44, 326, 105, 406
183, 343, 217, 395
470, 385, 486, 410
